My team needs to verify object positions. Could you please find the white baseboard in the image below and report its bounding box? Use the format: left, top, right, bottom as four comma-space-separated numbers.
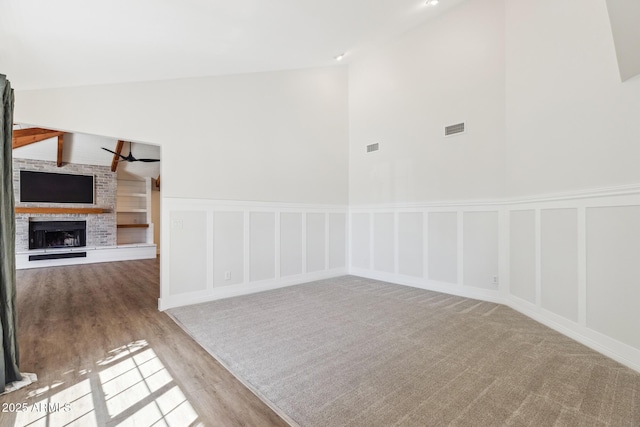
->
348, 268, 505, 304
348, 270, 640, 374
347, 187, 640, 375
507, 296, 640, 373
158, 268, 347, 311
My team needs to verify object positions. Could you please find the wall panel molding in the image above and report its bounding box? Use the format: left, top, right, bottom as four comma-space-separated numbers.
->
160, 198, 347, 310
349, 185, 640, 373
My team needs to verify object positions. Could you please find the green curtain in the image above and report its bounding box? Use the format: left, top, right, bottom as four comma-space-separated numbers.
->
0, 74, 21, 393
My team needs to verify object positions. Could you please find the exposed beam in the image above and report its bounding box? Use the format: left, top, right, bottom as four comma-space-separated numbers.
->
111, 140, 125, 172
13, 127, 55, 138
57, 135, 64, 167
12, 128, 65, 149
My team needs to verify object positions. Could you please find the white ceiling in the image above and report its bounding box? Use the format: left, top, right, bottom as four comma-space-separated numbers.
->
1, 0, 464, 90
606, 0, 640, 81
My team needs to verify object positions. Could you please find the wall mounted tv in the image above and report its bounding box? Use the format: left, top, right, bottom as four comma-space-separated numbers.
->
20, 170, 95, 204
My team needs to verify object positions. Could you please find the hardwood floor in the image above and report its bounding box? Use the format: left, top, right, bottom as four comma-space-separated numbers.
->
0, 259, 287, 427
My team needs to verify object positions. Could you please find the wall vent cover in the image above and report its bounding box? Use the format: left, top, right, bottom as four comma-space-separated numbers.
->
444, 122, 466, 137
366, 143, 379, 153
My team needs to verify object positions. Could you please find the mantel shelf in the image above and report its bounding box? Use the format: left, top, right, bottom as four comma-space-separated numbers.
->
15, 207, 107, 215
117, 224, 149, 229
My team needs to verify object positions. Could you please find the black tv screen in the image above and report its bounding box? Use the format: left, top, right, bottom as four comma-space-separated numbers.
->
20, 170, 94, 204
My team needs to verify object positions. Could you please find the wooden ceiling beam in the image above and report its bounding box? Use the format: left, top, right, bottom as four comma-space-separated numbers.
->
12, 128, 65, 149
111, 140, 125, 172
56, 134, 64, 167
13, 127, 55, 138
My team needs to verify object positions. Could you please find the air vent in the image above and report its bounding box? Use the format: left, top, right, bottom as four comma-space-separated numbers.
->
444, 122, 466, 137
366, 143, 379, 153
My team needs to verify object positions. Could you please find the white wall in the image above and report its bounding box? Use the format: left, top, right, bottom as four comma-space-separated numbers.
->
348, 0, 506, 204
15, 66, 349, 204
505, 0, 640, 197
346, 0, 640, 373
501, 0, 640, 370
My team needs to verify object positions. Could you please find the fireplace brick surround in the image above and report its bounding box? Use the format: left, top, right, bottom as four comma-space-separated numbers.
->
13, 158, 117, 251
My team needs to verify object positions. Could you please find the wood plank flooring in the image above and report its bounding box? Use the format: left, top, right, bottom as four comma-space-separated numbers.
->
0, 259, 287, 427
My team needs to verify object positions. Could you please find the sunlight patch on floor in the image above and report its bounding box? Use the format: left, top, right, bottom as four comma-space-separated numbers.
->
15, 340, 202, 427
16, 379, 96, 426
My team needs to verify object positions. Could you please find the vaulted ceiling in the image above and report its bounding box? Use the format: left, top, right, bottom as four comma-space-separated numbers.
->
4, 0, 465, 178
1, 0, 464, 90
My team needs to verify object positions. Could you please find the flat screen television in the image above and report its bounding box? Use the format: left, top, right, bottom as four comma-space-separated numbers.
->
20, 170, 95, 204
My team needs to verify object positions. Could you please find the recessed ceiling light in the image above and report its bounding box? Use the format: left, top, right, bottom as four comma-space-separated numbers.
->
334, 53, 346, 61
426, 0, 439, 6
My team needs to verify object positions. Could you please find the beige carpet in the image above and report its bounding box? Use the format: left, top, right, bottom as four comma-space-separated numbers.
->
169, 276, 640, 426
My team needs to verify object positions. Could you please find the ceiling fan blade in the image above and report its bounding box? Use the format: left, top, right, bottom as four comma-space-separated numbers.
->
137, 158, 161, 162
102, 147, 128, 160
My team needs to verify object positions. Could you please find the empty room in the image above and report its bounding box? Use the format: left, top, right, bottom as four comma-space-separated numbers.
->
1, 0, 639, 425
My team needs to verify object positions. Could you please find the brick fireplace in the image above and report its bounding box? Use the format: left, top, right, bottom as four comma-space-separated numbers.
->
13, 158, 117, 251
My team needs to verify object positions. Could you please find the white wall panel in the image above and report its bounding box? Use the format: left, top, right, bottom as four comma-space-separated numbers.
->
16, 67, 349, 205
587, 206, 640, 350
509, 210, 536, 303
328, 213, 346, 269
250, 212, 276, 282
351, 213, 370, 270
398, 212, 423, 278
506, 0, 640, 196
428, 212, 458, 284
463, 211, 499, 289
374, 213, 395, 273
348, 0, 506, 204
346, 190, 640, 373
213, 212, 244, 287
169, 211, 207, 294
280, 213, 303, 277
541, 209, 578, 321
306, 213, 326, 273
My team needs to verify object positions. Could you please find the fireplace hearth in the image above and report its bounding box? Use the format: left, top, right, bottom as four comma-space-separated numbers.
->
29, 220, 87, 250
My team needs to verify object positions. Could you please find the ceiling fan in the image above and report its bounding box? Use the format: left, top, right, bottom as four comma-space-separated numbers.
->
102, 141, 160, 163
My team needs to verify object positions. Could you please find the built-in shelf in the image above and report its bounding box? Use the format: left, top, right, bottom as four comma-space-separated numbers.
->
15, 207, 106, 214
117, 179, 153, 245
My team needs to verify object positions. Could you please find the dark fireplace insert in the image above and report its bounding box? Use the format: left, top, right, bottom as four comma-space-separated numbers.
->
29, 220, 87, 250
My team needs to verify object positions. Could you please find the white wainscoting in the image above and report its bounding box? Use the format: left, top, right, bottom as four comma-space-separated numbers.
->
349, 206, 504, 304
159, 198, 347, 311
349, 185, 640, 373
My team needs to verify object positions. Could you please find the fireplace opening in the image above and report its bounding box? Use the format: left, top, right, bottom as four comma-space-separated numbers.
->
29, 221, 87, 250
